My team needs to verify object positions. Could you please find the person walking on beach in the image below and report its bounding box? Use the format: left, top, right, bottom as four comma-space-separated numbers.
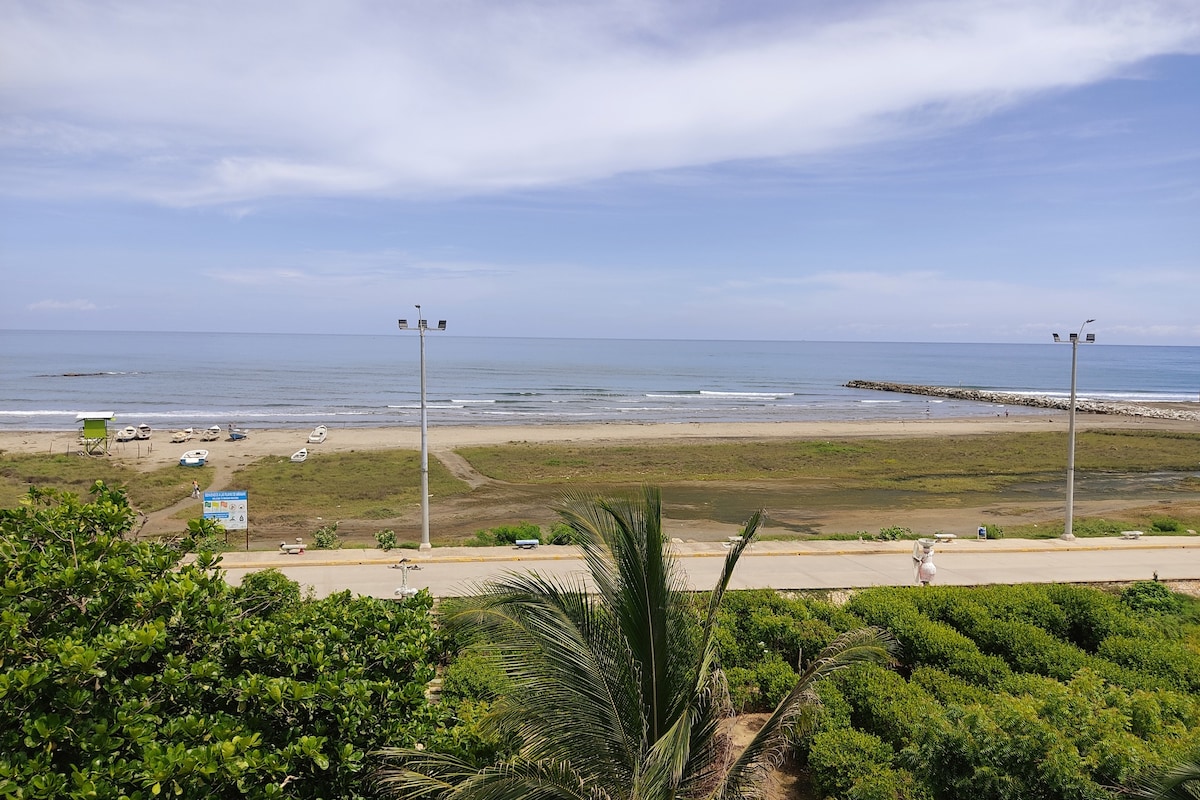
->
191, 480, 200, 499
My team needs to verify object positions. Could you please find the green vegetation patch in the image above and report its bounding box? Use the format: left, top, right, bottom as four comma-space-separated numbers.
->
457, 430, 1200, 487
232, 449, 470, 517
0, 451, 211, 512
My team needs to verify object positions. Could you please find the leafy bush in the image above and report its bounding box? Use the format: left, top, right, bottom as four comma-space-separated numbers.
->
1122, 580, 1183, 615
375, 528, 398, 551
877, 525, 912, 541
835, 663, 941, 748
466, 521, 543, 546
236, 567, 305, 617
547, 521, 581, 545
808, 727, 895, 799
181, 516, 227, 553
489, 521, 542, 545
846, 588, 1012, 686
983, 523, 1004, 539
440, 649, 510, 703
312, 520, 341, 549
1151, 516, 1182, 532
1098, 636, 1200, 692
0, 483, 446, 799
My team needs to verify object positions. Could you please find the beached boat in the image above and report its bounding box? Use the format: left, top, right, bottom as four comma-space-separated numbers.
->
179, 449, 208, 467
136, 424, 152, 440
307, 424, 328, 444
228, 424, 249, 441
170, 428, 194, 443
290, 448, 308, 463
200, 425, 222, 441
115, 425, 138, 442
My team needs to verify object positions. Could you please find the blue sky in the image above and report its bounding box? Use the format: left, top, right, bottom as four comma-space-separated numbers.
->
2, 0, 1198, 344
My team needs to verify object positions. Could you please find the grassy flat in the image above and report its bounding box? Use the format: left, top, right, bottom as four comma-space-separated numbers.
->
0, 452, 212, 512
231, 450, 470, 524
458, 430, 1200, 488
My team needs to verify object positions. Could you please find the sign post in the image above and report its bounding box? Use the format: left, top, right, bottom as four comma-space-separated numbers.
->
203, 490, 248, 547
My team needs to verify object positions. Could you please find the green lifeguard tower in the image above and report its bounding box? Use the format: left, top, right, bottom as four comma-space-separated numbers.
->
76, 412, 115, 455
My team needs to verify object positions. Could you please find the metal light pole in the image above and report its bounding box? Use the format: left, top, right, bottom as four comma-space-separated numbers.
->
398, 306, 446, 550
1052, 319, 1095, 541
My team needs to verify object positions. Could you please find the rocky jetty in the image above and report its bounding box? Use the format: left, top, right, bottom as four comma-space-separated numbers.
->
845, 380, 1200, 422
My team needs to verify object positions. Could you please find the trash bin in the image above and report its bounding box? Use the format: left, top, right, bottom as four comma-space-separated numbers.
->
977, 526, 987, 540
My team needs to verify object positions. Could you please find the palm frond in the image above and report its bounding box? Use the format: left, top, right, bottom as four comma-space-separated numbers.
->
374, 749, 485, 799
1133, 752, 1200, 800
706, 626, 898, 800
557, 487, 696, 745
445, 574, 644, 776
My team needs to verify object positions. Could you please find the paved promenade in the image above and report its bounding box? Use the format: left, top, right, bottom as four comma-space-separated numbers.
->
215, 535, 1200, 599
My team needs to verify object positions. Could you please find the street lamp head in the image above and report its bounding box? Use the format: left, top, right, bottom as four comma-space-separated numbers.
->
1085, 333, 1095, 343
398, 319, 408, 330
1052, 333, 1061, 342
437, 320, 447, 330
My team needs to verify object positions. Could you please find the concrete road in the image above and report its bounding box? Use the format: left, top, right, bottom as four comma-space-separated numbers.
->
216, 536, 1200, 599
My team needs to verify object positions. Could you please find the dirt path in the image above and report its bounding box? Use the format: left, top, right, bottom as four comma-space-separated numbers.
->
432, 448, 494, 489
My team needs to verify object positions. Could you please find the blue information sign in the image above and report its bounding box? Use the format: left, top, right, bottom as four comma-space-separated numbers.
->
202, 490, 248, 530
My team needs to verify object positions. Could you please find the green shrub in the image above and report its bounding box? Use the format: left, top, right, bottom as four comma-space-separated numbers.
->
1122, 581, 1183, 615
835, 663, 941, 748
877, 525, 912, 541
312, 520, 341, 549
808, 727, 895, 799
547, 521, 581, 545
375, 528, 397, 551
847, 768, 932, 800
1098, 636, 1200, 693
487, 522, 544, 546
1150, 516, 1182, 532
846, 588, 1012, 686
440, 650, 510, 703
754, 655, 800, 710
181, 516, 227, 553
983, 523, 1004, 539
236, 568, 304, 617
725, 665, 758, 713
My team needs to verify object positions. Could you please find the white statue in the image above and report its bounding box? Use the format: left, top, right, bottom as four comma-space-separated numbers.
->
912, 539, 937, 586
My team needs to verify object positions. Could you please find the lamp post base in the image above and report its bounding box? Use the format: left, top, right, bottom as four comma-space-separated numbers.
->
418, 541, 432, 551
1059, 532, 1076, 541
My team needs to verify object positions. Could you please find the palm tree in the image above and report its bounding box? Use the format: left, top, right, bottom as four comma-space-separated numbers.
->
377, 487, 895, 800
1135, 752, 1200, 800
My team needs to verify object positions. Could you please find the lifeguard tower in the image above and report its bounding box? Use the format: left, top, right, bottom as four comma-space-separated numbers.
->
76, 412, 115, 455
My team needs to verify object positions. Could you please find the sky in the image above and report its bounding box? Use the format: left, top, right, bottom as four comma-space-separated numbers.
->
2, 1, 1199, 344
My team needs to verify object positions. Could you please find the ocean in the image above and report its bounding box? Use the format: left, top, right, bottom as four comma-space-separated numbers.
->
2, 330, 1197, 431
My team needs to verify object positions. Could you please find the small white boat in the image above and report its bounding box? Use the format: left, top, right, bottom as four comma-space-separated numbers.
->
115, 425, 138, 442
290, 448, 308, 463
179, 449, 209, 467
307, 424, 328, 444
170, 428, 194, 443
136, 424, 152, 440
200, 425, 222, 441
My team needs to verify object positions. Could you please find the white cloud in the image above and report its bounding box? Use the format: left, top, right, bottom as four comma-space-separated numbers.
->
27, 299, 98, 312
3, 0, 1198, 204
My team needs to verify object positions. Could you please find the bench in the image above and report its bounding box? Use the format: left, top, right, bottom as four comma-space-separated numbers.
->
280, 540, 306, 554
934, 533, 956, 543
514, 539, 539, 549
1121, 530, 1144, 540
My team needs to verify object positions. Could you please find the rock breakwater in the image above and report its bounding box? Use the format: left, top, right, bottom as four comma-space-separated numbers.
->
845, 380, 1200, 422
